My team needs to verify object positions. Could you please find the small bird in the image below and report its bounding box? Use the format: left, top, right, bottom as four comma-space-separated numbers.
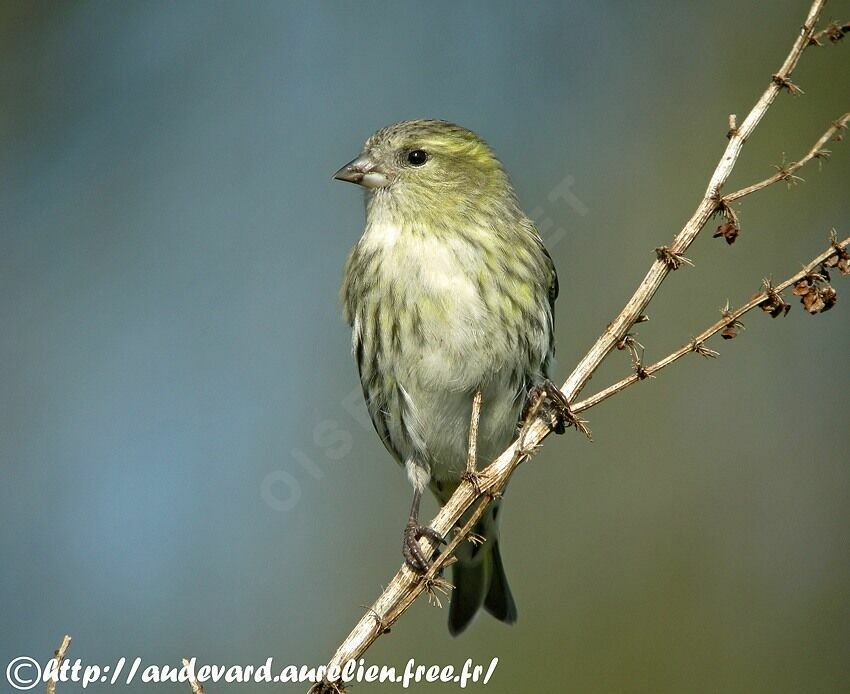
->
334, 120, 561, 635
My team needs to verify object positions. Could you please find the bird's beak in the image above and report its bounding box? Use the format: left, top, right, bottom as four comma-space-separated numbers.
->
332, 155, 391, 189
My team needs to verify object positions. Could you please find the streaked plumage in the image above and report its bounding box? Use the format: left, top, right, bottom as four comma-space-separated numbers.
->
336, 120, 558, 634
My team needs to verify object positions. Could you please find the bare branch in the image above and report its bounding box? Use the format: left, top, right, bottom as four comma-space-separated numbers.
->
558, 0, 826, 403
466, 389, 482, 475
311, 3, 845, 690
46, 635, 72, 694
462, 388, 484, 493
723, 113, 850, 203
182, 658, 205, 694
572, 235, 850, 413
809, 20, 850, 45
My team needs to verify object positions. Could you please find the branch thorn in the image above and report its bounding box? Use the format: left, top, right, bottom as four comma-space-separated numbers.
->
727, 113, 739, 139
634, 362, 654, 381
691, 339, 719, 358
655, 246, 694, 270
771, 74, 804, 95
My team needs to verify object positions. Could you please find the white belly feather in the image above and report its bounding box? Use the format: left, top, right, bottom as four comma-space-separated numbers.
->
358, 216, 531, 483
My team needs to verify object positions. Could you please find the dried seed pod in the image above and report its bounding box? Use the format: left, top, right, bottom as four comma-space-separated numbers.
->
714, 220, 740, 245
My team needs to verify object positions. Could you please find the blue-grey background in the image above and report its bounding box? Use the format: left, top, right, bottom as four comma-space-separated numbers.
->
2, 1, 848, 692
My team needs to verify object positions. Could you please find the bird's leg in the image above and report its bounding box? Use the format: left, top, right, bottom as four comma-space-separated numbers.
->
402, 488, 446, 573
525, 379, 580, 435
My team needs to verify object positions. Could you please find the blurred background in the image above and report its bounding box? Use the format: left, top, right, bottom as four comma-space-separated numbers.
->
1, 1, 848, 692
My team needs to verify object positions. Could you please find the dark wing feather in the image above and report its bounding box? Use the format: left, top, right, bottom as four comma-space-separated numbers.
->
540, 242, 558, 378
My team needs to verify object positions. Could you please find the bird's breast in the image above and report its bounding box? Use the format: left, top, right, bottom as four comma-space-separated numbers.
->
355, 219, 495, 390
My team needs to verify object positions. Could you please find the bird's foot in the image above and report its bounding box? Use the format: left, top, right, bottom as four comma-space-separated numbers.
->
526, 379, 591, 439
402, 520, 446, 573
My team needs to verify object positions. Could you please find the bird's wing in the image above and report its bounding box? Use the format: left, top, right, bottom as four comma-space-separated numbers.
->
542, 243, 559, 315
351, 317, 405, 465
537, 237, 559, 378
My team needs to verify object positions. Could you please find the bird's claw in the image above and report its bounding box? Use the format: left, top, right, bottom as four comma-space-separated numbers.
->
526, 380, 573, 435
402, 521, 446, 573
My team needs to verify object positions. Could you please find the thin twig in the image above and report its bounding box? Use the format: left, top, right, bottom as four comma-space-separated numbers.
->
182, 659, 205, 694
309, 399, 542, 694
572, 236, 850, 413
558, 0, 825, 404
724, 113, 850, 202
809, 20, 850, 45
46, 635, 72, 694
311, 3, 838, 689
465, 389, 483, 476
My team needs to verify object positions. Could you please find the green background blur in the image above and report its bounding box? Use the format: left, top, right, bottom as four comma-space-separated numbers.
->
2, 2, 848, 692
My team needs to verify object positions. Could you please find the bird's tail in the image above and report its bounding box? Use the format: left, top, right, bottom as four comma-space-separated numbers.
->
448, 504, 517, 635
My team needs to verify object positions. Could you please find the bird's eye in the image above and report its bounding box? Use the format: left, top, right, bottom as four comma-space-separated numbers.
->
407, 149, 428, 166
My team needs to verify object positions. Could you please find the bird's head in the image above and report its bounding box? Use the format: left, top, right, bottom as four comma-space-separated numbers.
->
333, 119, 515, 217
